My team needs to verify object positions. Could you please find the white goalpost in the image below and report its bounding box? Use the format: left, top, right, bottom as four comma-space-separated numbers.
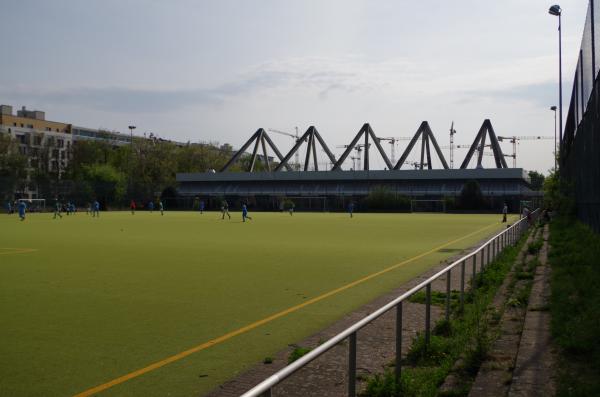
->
410, 199, 446, 213
18, 199, 46, 213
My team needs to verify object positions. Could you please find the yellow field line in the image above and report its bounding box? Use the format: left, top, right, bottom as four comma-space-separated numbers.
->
0, 248, 38, 255
74, 221, 503, 397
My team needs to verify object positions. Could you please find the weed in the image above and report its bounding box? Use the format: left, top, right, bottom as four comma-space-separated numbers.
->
263, 357, 273, 364
287, 346, 312, 363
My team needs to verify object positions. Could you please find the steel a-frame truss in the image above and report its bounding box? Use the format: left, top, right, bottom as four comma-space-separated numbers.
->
332, 123, 393, 171
459, 119, 508, 169
220, 128, 292, 172
393, 121, 449, 170
274, 126, 337, 172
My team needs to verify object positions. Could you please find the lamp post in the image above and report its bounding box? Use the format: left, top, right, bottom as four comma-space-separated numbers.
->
550, 106, 557, 171
128, 125, 136, 198
549, 5, 563, 158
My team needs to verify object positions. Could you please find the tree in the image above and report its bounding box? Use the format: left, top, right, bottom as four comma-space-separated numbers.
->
82, 164, 126, 207
528, 171, 545, 191
0, 134, 27, 201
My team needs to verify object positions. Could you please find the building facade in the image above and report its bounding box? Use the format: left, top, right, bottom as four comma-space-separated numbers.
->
0, 104, 131, 199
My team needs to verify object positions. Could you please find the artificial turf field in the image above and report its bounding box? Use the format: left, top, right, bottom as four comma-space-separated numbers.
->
0, 211, 516, 397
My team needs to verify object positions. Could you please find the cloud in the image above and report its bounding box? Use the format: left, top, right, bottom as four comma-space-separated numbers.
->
1, 54, 558, 114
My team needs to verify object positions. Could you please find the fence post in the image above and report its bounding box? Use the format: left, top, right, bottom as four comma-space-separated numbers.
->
472, 254, 477, 289
487, 241, 491, 265
445, 269, 451, 322
481, 249, 485, 271
395, 302, 402, 383
425, 284, 431, 345
349, 333, 356, 397
460, 260, 465, 312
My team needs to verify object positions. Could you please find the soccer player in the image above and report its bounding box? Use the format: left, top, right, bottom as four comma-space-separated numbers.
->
199, 200, 205, 214
6, 201, 12, 215
18, 200, 26, 221
53, 199, 63, 219
502, 203, 508, 223
242, 204, 252, 222
221, 200, 231, 220
148, 201, 154, 213
289, 202, 295, 216
348, 202, 355, 218
159, 200, 164, 215
130, 199, 136, 215
92, 200, 100, 217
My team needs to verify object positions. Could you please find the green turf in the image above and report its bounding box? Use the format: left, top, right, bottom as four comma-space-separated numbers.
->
0, 211, 515, 397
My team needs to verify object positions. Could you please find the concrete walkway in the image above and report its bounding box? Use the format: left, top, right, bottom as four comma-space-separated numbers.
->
508, 225, 556, 397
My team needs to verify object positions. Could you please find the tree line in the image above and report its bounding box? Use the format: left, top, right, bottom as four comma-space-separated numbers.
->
0, 134, 262, 207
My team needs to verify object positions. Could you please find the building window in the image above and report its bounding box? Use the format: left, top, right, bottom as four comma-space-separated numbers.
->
27, 124, 33, 128
20, 123, 24, 127
45, 127, 51, 131
13, 122, 16, 126
34, 136, 42, 146
57, 139, 64, 148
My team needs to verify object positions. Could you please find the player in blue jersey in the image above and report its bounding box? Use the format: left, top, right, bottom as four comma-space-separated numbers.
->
348, 202, 354, 218
18, 200, 26, 221
199, 200, 205, 214
92, 200, 100, 217
242, 204, 252, 222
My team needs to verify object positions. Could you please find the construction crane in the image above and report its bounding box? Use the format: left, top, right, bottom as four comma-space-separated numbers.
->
268, 128, 301, 170
497, 135, 553, 167
336, 144, 370, 170
449, 122, 457, 169
376, 137, 412, 164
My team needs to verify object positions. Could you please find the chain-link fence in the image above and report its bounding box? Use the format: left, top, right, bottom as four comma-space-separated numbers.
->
562, 0, 600, 232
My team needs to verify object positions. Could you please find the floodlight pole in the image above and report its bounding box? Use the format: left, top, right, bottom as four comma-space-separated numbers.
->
549, 5, 563, 160
128, 125, 136, 198
551, 106, 557, 171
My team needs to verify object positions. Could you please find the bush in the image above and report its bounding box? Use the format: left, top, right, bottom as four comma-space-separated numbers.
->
363, 186, 410, 212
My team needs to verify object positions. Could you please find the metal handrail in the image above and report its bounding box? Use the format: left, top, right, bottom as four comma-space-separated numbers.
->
241, 210, 539, 397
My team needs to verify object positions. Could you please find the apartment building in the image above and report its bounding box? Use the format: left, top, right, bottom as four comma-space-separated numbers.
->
0, 105, 131, 199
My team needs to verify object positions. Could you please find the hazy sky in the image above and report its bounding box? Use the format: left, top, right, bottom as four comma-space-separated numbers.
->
0, 0, 590, 172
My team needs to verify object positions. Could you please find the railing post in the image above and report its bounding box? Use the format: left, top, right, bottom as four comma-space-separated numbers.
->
425, 284, 431, 346
472, 254, 477, 289
445, 269, 451, 322
460, 260, 465, 312
349, 333, 356, 397
487, 241, 491, 265
481, 249, 485, 271
495, 237, 498, 257
395, 302, 402, 383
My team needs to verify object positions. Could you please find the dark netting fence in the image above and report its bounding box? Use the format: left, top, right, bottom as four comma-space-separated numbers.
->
562, 0, 600, 232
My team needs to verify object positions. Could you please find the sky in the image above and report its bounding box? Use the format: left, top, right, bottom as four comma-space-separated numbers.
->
0, 0, 590, 173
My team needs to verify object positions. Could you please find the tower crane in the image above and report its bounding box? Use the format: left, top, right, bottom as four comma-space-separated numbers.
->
336, 144, 370, 170
268, 127, 301, 170
376, 137, 412, 164
449, 122, 457, 169
497, 136, 553, 167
